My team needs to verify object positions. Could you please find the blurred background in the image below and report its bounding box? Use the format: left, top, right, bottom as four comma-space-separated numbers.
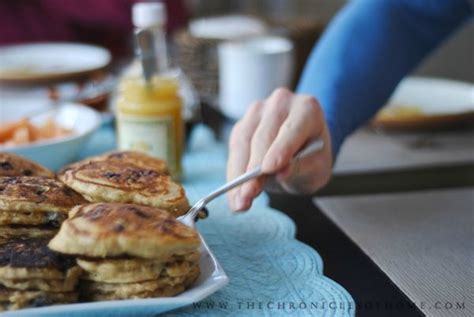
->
188, 0, 474, 82
0, 0, 472, 114
0, 0, 472, 193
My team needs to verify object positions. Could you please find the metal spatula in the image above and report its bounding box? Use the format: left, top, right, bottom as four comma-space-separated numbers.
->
178, 138, 325, 227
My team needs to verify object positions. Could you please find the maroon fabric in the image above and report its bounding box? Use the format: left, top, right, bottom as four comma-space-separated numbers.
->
0, 0, 188, 59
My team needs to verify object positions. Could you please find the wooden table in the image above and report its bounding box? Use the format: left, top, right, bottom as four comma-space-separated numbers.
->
315, 188, 474, 317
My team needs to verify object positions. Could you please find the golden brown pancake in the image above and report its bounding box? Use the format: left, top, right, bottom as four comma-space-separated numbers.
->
0, 276, 79, 293
49, 203, 200, 259
80, 279, 185, 296
58, 151, 169, 175
0, 237, 81, 298
77, 257, 166, 284
80, 284, 182, 301
0, 267, 67, 281
0, 176, 87, 214
77, 251, 199, 283
0, 238, 79, 277
0, 211, 65, 227
79, 266, 199, 301
0, 225, 57, 243
0, 211, 67, 228
57, 151, 189, 217
0, 286, 77, 310
0, 153, 54, 178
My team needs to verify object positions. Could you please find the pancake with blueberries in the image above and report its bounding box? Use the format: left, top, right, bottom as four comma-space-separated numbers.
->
0, 237, 80, 311
0, 177, 86, 238
78, 265, 200, 301
90, 151, 169, 174
0, 225, 57, 243
48, 203, 200, 259
0, 286, 78, 311
57, 151, 189, 217
0, 153, 54, 178
49, 203, 200, 300
76, 251, 200, 284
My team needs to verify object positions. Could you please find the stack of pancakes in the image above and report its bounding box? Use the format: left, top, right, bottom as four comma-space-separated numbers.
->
58, 151, 190, 217
0, 153, 86, 310
49, 203, 201, 301
0, 175, 87, 240
0, 151, 202, 309
0, 237, 81, 310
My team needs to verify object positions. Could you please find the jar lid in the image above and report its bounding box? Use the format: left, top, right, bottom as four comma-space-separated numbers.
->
132, 2, 167, 28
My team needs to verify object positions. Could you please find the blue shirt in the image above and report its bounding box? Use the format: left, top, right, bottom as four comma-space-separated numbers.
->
297, 0, 472, 157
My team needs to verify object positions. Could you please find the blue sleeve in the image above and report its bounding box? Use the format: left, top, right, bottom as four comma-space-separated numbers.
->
297, 0, 472, 157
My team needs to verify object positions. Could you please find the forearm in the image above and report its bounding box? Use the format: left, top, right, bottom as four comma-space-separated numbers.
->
297, 0, 472, 157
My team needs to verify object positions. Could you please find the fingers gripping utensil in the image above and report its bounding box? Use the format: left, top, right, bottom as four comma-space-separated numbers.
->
178, 138, 324, 227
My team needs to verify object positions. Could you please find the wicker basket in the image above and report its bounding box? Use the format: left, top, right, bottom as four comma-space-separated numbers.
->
172, 30, 221, 102
172, 16, 326, 102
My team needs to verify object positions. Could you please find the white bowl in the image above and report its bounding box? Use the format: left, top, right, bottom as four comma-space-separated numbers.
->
0, 103, 101, 171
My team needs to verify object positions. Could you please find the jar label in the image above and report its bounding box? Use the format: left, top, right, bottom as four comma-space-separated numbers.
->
117, 113, 176, 173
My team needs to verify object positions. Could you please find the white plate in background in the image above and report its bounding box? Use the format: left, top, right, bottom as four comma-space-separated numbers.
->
0, 43, 111, 84
389, 77, 474, 114
373, 77, 474, 129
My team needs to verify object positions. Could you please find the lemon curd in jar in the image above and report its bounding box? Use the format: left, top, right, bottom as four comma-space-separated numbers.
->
116, 76, 183, 178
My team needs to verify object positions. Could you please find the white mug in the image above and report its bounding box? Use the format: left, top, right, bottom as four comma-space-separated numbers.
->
218, 36, 294, 120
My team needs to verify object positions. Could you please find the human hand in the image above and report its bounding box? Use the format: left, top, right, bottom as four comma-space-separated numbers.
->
226, 88, 333, 212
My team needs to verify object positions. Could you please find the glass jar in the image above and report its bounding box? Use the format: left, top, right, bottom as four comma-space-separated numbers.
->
116, 75, 183, 178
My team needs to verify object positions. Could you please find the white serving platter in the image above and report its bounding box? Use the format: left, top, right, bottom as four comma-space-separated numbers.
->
1, 235, 228, 317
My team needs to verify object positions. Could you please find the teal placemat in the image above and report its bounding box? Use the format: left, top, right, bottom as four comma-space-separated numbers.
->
81, 125, 355, 317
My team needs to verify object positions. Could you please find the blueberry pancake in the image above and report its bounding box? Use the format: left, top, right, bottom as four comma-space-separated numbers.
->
78, 265, 200, 301
0, 153, 54, 178
0, 286, 78, 311
49, 203, 200, 259
58, 151, 189, 217
0, 237, 80, 310
0, 177, 87, 236
88, 151, 169, 174
0, 225, 57, 243
49, 203, 200, 301
76, 251, 200, 283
